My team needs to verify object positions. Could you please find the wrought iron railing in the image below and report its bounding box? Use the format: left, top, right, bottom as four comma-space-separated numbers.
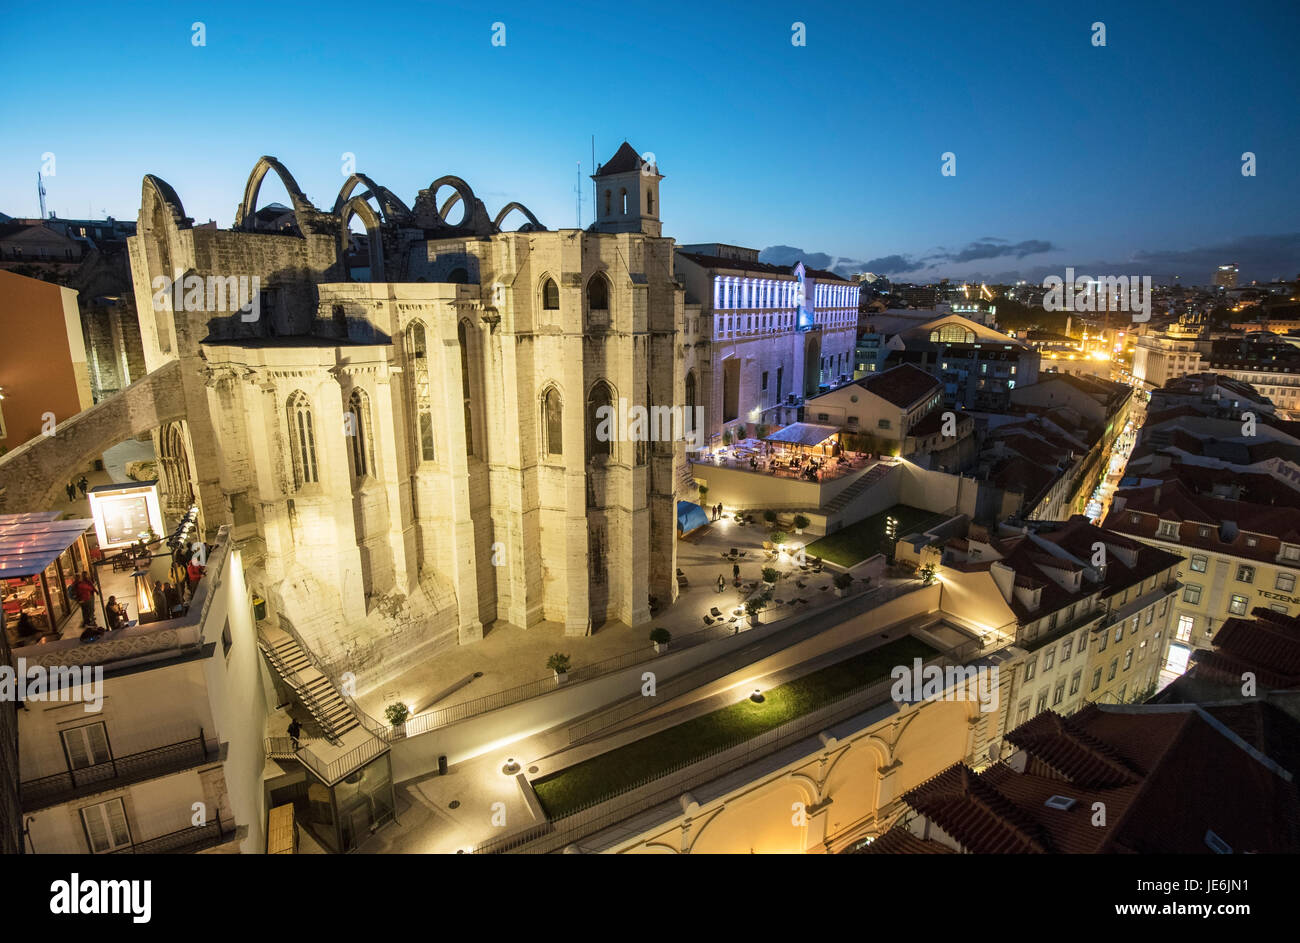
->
110, 812, 229, 854
21, 729, 213, 812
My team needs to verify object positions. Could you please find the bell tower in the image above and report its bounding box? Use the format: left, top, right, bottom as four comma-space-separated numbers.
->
590, 142, 662, 237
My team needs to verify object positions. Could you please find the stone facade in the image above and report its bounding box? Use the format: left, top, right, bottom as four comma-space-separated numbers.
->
125, 151, 685, 693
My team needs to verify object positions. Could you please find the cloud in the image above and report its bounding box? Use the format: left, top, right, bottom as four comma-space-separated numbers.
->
947, 239, 1056, 263
859, 254, 929, 275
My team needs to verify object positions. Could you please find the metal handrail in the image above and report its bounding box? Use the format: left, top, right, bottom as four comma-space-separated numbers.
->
257, 637, 352, 746
269, 618, 390, 741
111, 811, 228, 854
21, 728, 212, 811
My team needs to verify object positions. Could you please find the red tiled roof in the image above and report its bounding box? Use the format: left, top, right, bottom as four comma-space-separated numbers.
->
854, 829, 956, 854
855, 363, 941, 409
1189, 609, 1300, 689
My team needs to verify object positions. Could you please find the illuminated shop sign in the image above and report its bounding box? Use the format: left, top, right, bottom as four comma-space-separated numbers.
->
87, 481, 165, 549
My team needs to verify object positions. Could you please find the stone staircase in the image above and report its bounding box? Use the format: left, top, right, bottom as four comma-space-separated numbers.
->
258, 628, 360, 743
823, 462, 897, 514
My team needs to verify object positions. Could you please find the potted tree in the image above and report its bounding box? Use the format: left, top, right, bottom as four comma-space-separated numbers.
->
833, 572, 854, 598
793, 514, 810, 535
547, 652, 572, 683
744, 593, 769, 628
763, 509, 778, 526
650, 626, 672, 654
384, 702, 410, 727
770, 530, 788, 550
761, 566, 779, 590
698, 483, 709, 503
919, 563, 937, 585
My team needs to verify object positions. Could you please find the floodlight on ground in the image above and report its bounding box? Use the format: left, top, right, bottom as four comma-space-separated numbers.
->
750, 688, 765, 703
501, 757, 522, 776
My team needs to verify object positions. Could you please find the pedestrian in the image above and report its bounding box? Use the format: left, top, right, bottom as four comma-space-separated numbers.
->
71, 572, 100, 627
186, 556, 205, 596
732, 562, 740, 582
77, 475, 89, 497
287, 718, 301, 750
152, 581, 167, 620
65, 482, 76, 502
716, 574, 725, 593
105, 596, 127, 632
163, 581, 181, 616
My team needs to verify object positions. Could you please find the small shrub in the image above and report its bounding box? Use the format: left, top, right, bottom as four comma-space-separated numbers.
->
761, 566, 779, 584
793, 514, 810, 531
547, 652, 572, 675
770, 530, 788, 546
649, 627, 672, 644
763, 509, 778, 524
833, 572, 854, 590
384, 702, 409, 727
745, 595, 768, 618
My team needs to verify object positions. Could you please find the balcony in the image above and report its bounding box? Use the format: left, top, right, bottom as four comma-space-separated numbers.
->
110, 814, 233, 854
21, 729, 216, 812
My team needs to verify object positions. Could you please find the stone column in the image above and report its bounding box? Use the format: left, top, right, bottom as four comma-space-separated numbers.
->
439, 331, 483, 643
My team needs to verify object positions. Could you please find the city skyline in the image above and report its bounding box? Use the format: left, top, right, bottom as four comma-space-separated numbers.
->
2, 0, 1297, 283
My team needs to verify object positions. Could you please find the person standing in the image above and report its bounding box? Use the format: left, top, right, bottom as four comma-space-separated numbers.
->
287, 718, 301, 750
732, 562, 740, 583
65, 482, 76, 502
716, 574, 725, 593
71, 573, 100, 627
77, 476, 89, 497
152, 581, 167, 620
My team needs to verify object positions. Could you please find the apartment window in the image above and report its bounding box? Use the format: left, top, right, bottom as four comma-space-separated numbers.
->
81, 798, 132, 854
1035, 690, 1048, 714
1158, 597, 1169, 617
1061, 638, 1073, 663
1144, 606, 1154, 626
62, 722, 111, 771
1091, 668, 1103, 692
1118, 683, 1128, 703
1138, 639, 1148, 661
1048, 612, 1058, 631
1183, 584, 1202, 605
1052, 681, 1065, 706
1157, 520, 1178, 538
1016, 701, 1030, 726
1245, 536, 1258, 548
1078, 630, 1088, 653
877, 419, 891, 430
1024, 658, 1036, 682
1277, 572, 1296, 593
1190, 554, 1207, 573
1271, 604, 1289, 614
1130, 514, 1140, 524
1123, 649, 1134, 671
1113, 624, 1123, 644
1228, 594, 1249, 616
1044, 648, 1055, 671
1108, 658, 1118, 681
761, 371, 769, 392
1198, 526, 1212, 538
1097, 630, 1108, 653
1236, 565, 1255, 584
1177, 614, 1193, 641
1283, 545, 1300, 561
1069, 669, 1082, 696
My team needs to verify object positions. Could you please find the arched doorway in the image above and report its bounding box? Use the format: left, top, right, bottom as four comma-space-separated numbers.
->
803, 336, 822, 398
158, 421, 196, 520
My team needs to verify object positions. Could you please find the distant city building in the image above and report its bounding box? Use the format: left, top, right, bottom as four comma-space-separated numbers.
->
1213, 262, 1239, 289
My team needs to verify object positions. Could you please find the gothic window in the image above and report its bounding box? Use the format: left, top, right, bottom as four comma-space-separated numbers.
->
684, 370, 697, 438
542, 278, 560, 310
347, 387, 372, 478
646, 189, 654, 215
542, 386, 563, 456
458, 320, 475, 456
287, 391, 318, 487
586, 272, 611, 329
405, 321, 435, 462
587, 380, 613, 462
620, 188, 628, 215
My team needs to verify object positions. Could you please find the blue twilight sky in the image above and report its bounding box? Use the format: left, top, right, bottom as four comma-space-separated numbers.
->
2, 0, 1297, 284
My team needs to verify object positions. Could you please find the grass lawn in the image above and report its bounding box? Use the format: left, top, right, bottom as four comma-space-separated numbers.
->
531, 634, 937, 819
803, 504, 948, 568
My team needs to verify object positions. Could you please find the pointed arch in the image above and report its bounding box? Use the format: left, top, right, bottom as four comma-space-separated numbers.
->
338, 196, 385, 282
286, 390, 319, 488
235, 156, 318, 230
347, 387, 373, 478
540, 274, 560, 311
404, 320, 435, 463
586, 271, 611, 330
331, 172, 412, 222
540, 384, 564, 457
586, 379, 615, 462
492, 201, 545, 232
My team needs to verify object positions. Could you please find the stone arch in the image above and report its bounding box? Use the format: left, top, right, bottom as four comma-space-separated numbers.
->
539, 272, 561, 312
157, 420, 197, 516
492, 201, 545, 232
331, 172, 412, 222
235, 156, 318, 230
586, 378, 616, 462
338, 196, 385, 282
688, 778, 816, 854
413, 175, 494, 234
140, 175, 190, 232
539, 382, 564, 457
585, 271, 611, 330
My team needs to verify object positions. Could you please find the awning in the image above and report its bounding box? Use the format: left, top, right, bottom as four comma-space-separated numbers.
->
0, 518, 93, 580
764, 422, 841, 447
676, 501, 710, 535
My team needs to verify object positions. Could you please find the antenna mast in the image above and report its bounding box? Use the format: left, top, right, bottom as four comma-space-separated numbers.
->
37, 172, 47, 220
575, 161, 582, 229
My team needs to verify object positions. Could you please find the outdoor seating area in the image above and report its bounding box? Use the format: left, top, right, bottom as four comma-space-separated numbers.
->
694, 425, 872, 484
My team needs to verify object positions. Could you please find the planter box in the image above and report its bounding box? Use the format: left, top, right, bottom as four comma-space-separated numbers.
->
554, 671, 568, 684
653, 642, 668, 654
834, 588, 848, 598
